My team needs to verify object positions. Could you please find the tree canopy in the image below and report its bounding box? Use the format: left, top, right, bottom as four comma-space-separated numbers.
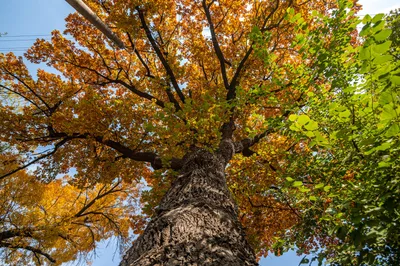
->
0, 0, 399, 265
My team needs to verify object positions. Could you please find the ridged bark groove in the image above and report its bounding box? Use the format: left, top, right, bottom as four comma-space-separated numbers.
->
120, 144, 257, 265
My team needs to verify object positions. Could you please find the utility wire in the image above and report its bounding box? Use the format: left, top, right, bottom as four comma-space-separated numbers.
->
0, 33, 80, 53
0, 34, 55, 38
0, 38, 73, 42
0, 39, 51, 42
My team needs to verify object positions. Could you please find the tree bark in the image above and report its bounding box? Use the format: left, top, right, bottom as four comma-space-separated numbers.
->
120, 140, 257, 265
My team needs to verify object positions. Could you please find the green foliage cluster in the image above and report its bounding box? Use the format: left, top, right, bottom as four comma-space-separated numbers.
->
255, 2, 400, 265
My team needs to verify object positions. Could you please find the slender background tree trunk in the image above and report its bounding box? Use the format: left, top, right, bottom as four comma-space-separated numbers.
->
120, 143, 257, 265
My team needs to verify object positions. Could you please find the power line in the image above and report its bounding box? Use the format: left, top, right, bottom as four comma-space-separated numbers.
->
0, 39, 48, 42
0, 39, 73, 43
0, 46, 31, 50
0, 34, 54, 38
0, 40, 60, 43
0, 38, 74, 42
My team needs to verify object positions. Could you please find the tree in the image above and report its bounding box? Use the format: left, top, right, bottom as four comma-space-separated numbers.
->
1, 0, 396, 265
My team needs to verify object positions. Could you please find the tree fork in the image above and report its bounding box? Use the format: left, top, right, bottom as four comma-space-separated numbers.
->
120, 140, 257, 265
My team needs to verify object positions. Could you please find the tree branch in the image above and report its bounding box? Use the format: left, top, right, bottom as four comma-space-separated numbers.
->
227, 47, 253, 101
0, 138, 69, 181
202, 0, 230, 91
126, 32, 155, 78
269, 186, 301, 219
74, 182, 122, 218
0, 228, 33, 241
235, 128, 275, 156
227, 0, 285, 101
17, 130, 183, 171
247, 196, 292, 211
64, 60, 166, 108
0, 242, 56, 263
1, 68, 51, 111
136, 7, 186, 104
0, 84, 47, 115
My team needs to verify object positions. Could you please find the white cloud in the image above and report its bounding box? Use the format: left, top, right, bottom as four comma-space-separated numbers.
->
359, 0, 399, 15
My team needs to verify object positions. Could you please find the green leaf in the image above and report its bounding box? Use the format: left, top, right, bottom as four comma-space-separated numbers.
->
314, 131, 328, 145
373, 41, 392, 54
304, 120, 319, 131
359, 24, 370, 37
324, 185, 332, 192
380, 104, 397, 120
339, 109, 351, 118
290, 124, 301, 132
359, 46, 371, 60
305, 131, 315, 138
391, 75, 400, 85
293, 181, 303, 187
286, 177, 295, 182
362, 14, 372, 24
315, 183, 325, 189
309, 196, 317, 201
360, 61, 371, 73
289, 114, 297, 121
374, 29, 392, 41
375, 142, 392, 151
320, 216, 331, 221
372, 13, 384, 24
379, 91, 393, 105
385, 124, 400, 137
297, 114, 310, 126
300, 187, 311, 193
250, 26, 261, 35
373, 55, 393, 64
364, 147, 376, 155
372, 20, 385, 32
378, 161, 391, 168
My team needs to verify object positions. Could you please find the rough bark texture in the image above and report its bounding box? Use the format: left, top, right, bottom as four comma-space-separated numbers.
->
120, 140, 257, 265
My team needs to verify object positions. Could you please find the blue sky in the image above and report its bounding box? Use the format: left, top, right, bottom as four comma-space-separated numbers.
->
1, 0, 399, 265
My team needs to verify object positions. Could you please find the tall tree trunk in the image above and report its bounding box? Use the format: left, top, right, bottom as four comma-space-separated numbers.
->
120, 140, 257, 265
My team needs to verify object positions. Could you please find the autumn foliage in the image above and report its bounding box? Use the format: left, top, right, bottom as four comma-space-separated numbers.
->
0, 147, 142, 264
